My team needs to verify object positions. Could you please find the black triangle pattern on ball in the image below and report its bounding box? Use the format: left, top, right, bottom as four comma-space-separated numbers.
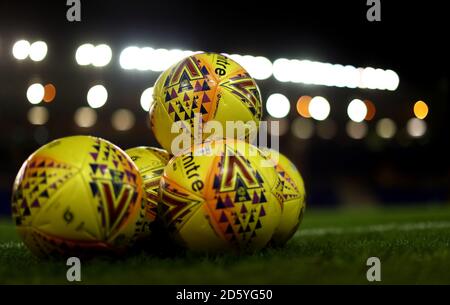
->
206, 143, 272, 247
12, 156, 78, 226
160, 56, 215, 129
86, 140, 141, 237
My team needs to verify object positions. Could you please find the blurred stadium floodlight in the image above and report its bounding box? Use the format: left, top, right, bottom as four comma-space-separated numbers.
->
12, 40, 31, 60
26, 83, 45, 104
119, 47, 191, 72
29, 41, 48, 62
27, 106, 49, 125
87, 85, 108, 108
291, 118, 314, 139
74, 107, 97, 128
413, 100, 429, 119
140, 87, 154, 111
346, 121, 368, 139
117, 45, 399, 89
376, 118, 397, 139
406, 118, 427, 138
347, 99, 368, 122
273, 58, 399, 91
266, 93, 291, 118
309, 96, 331, 121
229, 54, 273, 80
112, 109, 135, 131
13, 40, 47, 61
75, 43, 112, 67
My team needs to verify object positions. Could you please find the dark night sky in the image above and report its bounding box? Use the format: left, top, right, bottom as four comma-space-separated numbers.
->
0, 1, 447, 74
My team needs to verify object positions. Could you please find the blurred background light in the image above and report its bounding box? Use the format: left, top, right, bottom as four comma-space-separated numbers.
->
75, 43, 95, 66
92, 44, 112, 67
138, 47, 154, 71
373, 68, 387, 90
376, 118, 396, 139
413, 100, 429, 119
29, 41, 47, 62
407, 118, 427, 138
119, 46, 140, 70
361, 67, 388, 90
87, 85, 108, 108
384, 69, 400, 91
267, 118, 289, 136
182, 50, 195, 57
12, 40, 30, 60
342, 65, 359, 88
238, 55, 273, 80
112, 109, 135, 131
120, 46, 178, 71
252, 56, 273, 80
266, 93, 290, 118
76, 43, 111, 67
296, 95, 311, 118
167, 49, 185, 65
112, 47, 399, 90
27, 106, 49, 125
361, 67, 375, 89
364, 99, 376, 121
43, 83, 56, 103
229, 54, 242, 65
26, 83, 45, 104
140, 87, 154, 111
151, 48, 170, 71
331, 64, 346, 87
291, 118, 314, 139
150, 48, 169, 71
317, 120, 337, 139
346, 121, 368, 139
74, 107, 97, 128
272, 58, 291, 82
347, 99, 368, 122
309, 96, 330, 121
270, 58, 398, 90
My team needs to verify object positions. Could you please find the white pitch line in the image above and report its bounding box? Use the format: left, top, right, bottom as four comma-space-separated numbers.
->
296, 221, 450, 237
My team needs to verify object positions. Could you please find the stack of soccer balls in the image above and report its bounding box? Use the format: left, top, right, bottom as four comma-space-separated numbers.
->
11, 53, 306, 257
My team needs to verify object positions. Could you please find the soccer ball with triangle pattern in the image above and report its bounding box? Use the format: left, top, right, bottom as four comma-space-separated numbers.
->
158, 139, 282, 253
11, 136, 144, 257
149, 52, 262, 155
125, 146, 170, 240
261, 148, 306, 246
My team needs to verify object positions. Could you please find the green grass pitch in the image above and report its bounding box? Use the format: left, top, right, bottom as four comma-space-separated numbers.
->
1, 204, 450, 284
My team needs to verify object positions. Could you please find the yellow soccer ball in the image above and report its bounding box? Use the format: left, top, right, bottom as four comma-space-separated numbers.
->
261, 149, 306, 246
125, 146, 170, 239
158, 139, 281, 253
149, 52, 262, 154
11, 136, 144, 257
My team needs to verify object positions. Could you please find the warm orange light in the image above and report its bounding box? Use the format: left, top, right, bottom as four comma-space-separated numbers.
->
43, 83, 56, 103
296, 96, 312, 118
414, 100, 428, 119
364, 99, 376, 121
